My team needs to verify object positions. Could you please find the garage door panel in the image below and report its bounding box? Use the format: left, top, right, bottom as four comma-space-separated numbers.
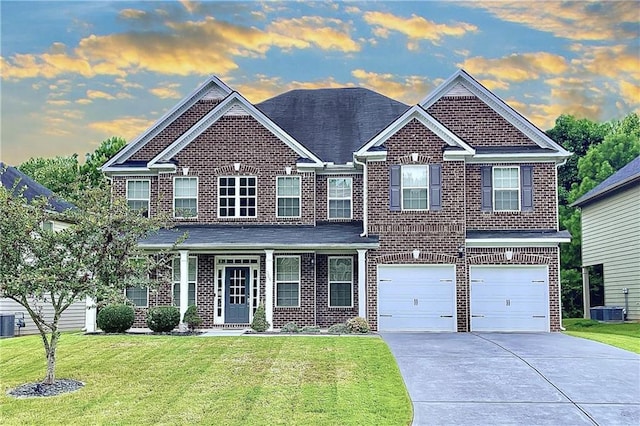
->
471, 266, 549, 332
378, 265, 456, 332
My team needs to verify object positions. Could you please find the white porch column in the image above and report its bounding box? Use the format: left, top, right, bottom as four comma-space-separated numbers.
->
582, 266, 591, 319
85, 296, 97, 333
357, 249, 367, 319
179, 250, 189, 331
264, 249, 274, 331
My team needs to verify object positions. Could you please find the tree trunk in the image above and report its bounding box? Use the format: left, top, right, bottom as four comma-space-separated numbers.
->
44, 332, 59, 385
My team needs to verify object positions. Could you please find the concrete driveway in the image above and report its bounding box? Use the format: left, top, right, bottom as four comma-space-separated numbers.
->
381, 333, 639, 426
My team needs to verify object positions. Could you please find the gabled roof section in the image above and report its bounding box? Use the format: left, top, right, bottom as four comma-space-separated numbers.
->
421, 69, 571, 158
355, 105, 475, 157
148, 92, 324, 167
0, 163, 76, 213
572, 155, 640, 207
102, 76, 233, 170
257, 88, 408, 164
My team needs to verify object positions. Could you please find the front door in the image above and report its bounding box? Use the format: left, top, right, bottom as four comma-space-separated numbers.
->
225, 267, 250, 323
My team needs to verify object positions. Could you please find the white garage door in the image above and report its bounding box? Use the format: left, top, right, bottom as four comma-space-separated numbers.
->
378, 265, 456, 332
470, 266, 549, 332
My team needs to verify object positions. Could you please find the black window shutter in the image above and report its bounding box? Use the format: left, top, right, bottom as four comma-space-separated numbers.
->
481, 166, 493, 212
521, 165, 534, 211
429, 164, 442, 211
389, 165, 401, 211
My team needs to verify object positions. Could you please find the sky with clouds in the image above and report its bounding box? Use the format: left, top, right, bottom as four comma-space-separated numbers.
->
1, 0, 638, 165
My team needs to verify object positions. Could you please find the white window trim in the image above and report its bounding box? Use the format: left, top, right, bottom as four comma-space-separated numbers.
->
275, 255, 301, 308
327, 177, 353, 220
126, 179, 150, 216
171, 255, 198, 306
492, 166, 521, 212
275, 176, 301, 218
124, 286, 149, 308
173, 176, 198, 219
401, 165, 429, 211
328, 256, 354, 308
217, 176, 258, 218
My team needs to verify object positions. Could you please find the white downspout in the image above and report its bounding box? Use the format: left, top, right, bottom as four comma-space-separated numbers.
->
353, 156, 367, 237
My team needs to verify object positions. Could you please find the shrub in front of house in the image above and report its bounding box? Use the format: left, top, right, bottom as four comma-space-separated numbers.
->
146, 306, 180, 332
183, 305, 203, 332
251, 302, 269, 332
96, 303, 135, 333
281, 322, 301, 333
346, 316, 370, 334
328, 323, 350, 334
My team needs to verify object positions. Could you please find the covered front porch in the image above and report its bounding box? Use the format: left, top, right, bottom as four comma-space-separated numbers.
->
138, 222, 378, 330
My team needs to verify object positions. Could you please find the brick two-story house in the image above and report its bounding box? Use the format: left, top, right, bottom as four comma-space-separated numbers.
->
102, 69, 570, 332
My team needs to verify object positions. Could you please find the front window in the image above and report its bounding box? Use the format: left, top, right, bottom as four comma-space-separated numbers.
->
125, 286, 148, 307
329, 257, 353, 307
172, 256, 197, 306
328, 178, 352, 219
276, 176, 300, 218
493, 167, 520, 211
174, 177, 198, 218
126, 180, 150, 217
275, 256, 300, 307
402, 166, 428, 210
218, 176, 257, 218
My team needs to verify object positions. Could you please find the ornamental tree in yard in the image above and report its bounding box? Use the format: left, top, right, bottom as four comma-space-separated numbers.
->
0, 185, 174, 385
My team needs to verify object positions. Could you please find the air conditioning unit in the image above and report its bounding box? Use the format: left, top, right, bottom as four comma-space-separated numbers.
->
590, 306, 624, 322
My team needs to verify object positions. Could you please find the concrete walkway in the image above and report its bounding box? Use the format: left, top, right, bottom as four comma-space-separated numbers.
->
381, 333, 639, 426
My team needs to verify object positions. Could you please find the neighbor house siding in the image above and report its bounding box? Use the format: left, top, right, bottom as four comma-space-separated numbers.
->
0, 297, 86, 335
582, 186, 640, 320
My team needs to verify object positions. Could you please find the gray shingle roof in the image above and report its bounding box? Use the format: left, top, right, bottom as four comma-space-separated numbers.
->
257, 88, 408, 164
0, 163, 75, 213
572, 155, 640, 207
140, 222, 378, 249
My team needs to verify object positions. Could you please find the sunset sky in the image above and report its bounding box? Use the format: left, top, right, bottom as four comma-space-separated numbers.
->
1, 0, 638, 165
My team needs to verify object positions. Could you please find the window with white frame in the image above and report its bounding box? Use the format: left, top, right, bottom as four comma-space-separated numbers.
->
276, 176, 300, 217
174, 177, 198, 218
402, 165, 428, 210
328, 178, 352, 219
329, 257, 353, 307
493, 167, 520, 211
172, 256, 197, 306
275, 256, 300, 307
126, 286, 148, 307
127, 180, 150, 217
218, 176, 257, 217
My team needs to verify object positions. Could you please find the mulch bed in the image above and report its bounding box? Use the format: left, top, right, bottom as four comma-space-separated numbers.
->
7, 379, 84, 398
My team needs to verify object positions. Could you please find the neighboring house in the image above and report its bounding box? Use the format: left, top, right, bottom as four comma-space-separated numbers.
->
0, 163, 86, 335
102, 69, 571, 332
572, 155, 640, 321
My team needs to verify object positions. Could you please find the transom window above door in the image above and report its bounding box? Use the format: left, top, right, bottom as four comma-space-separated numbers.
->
218, 176, 257, 218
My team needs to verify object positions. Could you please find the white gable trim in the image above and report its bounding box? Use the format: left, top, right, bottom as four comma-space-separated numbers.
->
102, 76, 233, 170
420, 69, 571, 158
355, 105, 475, 157
148, 92, 323, 167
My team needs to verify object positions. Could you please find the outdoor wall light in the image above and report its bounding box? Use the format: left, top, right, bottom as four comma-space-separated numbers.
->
412, 249, 420, 259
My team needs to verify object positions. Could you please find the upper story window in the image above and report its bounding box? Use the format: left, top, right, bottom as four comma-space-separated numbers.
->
275, 256, 300, 307
276, 176, 300, 218
402, 165, 428, 210
218, 176, 257, 218
390, 164, 441, 212
126, 179, 150, 217
493, 167, 520, 211
174, 177, 198, 218
42, 221, 54, 231
172, 256, 197, 306
328, 177, 352, 219
328, 257, 353, 308
481, 165, 533, 212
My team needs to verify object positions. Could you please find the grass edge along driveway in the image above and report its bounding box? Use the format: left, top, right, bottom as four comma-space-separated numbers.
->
0, 333, 412, 425
563, 318, 640, 354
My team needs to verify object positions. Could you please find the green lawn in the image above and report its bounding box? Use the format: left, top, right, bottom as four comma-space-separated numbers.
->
563, 318, 640, 354
0, 333, 411, 425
